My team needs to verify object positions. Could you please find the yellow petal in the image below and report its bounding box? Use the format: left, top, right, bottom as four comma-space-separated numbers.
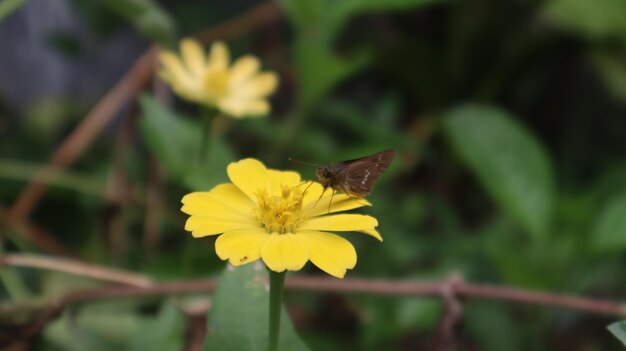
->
180, 38, 206, 78
297, 230, 356, 278
184, 215, 259, 238
217, 98, 270, 117
303, 192, 370, 218
357, 228, 383, 241
233, 72, 278, 97
207, 41, 229, 71
261, 233, 309, 272
215, 229, 269, 266
230, 55, 260, 85
181, 184, 254, 216
159, 51, 194, 88
300, 214, 378, 232
268, 169, 301, 191
227, 158, 269, 202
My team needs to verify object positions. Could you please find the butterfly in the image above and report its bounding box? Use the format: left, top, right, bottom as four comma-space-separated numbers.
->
315, 149, 396, 199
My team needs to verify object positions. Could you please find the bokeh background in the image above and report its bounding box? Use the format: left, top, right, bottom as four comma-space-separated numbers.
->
1, 0, 626, 350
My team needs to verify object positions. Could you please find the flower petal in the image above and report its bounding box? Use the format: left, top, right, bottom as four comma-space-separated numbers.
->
215, 229, 269, 266
234, 72, 278, 98
300, 214, 378, 232
302, 183, 370, 217
357, 228, 383, 241
261, 233, 309, 272
207, 41, 229, 71
180, 38, 206, 78
217, 98, 270, 117
227, 158, 269, 202
297, 230, 356, 278
184, 213, 259, 238
268, 169, 301, 191
182, 184, 254, 216
230, 55, 260, 85
159, 51, 194, 89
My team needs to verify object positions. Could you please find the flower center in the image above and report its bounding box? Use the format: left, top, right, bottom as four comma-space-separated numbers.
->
203, 69, 230, 99
253, 186, 306, 234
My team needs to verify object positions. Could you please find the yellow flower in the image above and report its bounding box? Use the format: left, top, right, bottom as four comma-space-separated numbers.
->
158, 38, 278, 118
181, 159, 382, 278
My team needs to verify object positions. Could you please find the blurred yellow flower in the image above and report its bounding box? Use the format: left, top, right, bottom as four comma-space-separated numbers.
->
181, 159, 382, 278
158, 38, 278, 118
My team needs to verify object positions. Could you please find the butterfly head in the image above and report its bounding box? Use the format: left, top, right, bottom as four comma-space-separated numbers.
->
315, 165, 334, 189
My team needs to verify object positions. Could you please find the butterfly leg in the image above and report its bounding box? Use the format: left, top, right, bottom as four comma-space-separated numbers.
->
313, 186, 328, 208
327, 189, 336, 214
298, 180, 314, 195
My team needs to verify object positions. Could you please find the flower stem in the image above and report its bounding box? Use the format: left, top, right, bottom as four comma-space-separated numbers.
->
268, 270, 286, 351
199, 108, 215, 165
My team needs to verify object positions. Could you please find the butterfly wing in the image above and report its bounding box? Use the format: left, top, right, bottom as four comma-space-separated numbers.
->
337, 149, 395, 197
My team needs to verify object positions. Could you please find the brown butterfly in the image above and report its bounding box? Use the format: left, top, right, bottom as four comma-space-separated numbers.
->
315, 149, 396, 199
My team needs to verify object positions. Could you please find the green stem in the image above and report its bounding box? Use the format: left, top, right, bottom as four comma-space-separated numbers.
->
268, 270, 286, 351
199, 108, 218, 165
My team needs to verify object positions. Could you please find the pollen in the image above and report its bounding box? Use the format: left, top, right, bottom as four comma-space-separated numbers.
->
253, 186, 306, 234
203, 69, 230, 100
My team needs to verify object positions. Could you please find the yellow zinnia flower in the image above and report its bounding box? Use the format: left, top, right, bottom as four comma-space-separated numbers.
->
158, 38, 278, 117
181, 159, 383, 278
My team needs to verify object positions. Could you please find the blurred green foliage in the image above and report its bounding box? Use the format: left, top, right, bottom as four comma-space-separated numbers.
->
1, 0, 626, 350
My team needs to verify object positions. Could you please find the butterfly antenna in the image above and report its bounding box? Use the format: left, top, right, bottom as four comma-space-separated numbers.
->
288, 157, 318, 167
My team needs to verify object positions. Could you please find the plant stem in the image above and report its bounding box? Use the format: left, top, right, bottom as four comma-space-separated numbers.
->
268, 270, 286, 351
199, 108, 217, 165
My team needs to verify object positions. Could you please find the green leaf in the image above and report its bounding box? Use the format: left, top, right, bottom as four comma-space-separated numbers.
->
592, 193, 626, 253
279, 0, 440, 109
126, 302, 185, 351
205, 263, 310, 351
0, 0, 28, 23
102, 0, 176, 47
444, 105, 555, 238
608, 320, 626, 346
294, 40, 370, 109
280, 0, 441, 43
139, 94, 235, 190
542, 0, 626, 43
592, 51, 626, 102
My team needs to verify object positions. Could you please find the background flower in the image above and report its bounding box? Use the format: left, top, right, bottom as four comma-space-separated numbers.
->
182, 158, 382, 278
158, 38, 278, 117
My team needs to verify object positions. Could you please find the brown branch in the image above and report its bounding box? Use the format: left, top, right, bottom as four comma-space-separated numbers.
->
436, 273, 463, 351
0, 205, 73, 257
0, 254, 153, 287
195, 2, 282, 44
0, 273, 624, 318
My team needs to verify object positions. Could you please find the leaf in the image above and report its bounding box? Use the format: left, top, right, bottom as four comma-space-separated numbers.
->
139, 95, 199, 176
444, 105, 555, 238
592, 51, 626, 102
280, 0, 441, 43
608, 320, 626, 346
279, 0, 440, 109
0, 0, 28, 23
542, 0, 626, 43
102, 0, 176, 47
592, 193, 626, 253
139, 94, 235, 190
126, 302, 185, 351
205, 262, 310, 351
293, 37, 370, 110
